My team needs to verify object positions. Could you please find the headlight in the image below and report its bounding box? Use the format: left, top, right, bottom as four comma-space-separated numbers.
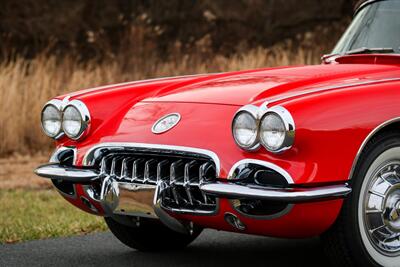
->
259, 106, 295, 153
41, 100, 63, 138
62, 100, 91, 140
232, 106, 259, 150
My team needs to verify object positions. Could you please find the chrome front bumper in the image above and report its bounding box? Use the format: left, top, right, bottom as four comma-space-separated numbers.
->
35, 161, 352, 233
35, 163, 351, 205
200, 182, 351, 202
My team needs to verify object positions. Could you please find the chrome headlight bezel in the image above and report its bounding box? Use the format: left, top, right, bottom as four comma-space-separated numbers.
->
231, 105, 260, 151
40, 99, 64, 139
259, 106, 295, 153
231, 103, 295, 153
62, 100, 91, 140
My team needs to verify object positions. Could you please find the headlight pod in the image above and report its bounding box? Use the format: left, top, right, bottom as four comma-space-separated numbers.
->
232, 104, 295, 153
259, 106, 295, 153
62, 100, 91, 140
41, 99, 63, 139
232, 105, 260, 151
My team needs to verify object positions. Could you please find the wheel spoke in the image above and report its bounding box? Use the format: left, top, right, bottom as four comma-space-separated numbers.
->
369, 225, 386, 234
369, 190, 385, 198
365, 209, 383, 214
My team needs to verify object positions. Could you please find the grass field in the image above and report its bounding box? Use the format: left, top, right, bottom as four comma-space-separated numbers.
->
0, 189, 107, 244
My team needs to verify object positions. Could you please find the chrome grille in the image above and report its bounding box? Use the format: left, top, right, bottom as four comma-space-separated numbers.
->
99, 152, 217, 213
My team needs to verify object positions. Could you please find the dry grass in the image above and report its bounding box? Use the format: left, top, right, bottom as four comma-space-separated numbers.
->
0, 153, 51, 189
0, 38, 324, 157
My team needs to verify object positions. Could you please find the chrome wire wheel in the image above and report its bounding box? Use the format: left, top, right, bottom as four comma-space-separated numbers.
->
359, 147, 400, 266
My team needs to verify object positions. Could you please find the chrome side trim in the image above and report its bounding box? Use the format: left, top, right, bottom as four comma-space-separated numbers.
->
34, 164, 99, 183
349, 117, 400, 180
227, 159, 294, 184
268, 78, 400, 105
200, 183, 351, 203
82, 142, 221, 176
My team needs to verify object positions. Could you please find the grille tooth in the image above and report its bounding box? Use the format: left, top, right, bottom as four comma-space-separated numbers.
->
132, 158, 146, 182
98, 151, 217, 213
144, 159, 158, 184
199, 162, 215, 204
170, 160, 185, 204
100, 157, 107, 175
120, 158, 129, 179
110, 157, 117, 177
156, 160, 169, 182
184, 160, 198, 205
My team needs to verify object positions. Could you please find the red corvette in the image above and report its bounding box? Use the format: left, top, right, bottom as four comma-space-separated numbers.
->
35, 1, 400, 266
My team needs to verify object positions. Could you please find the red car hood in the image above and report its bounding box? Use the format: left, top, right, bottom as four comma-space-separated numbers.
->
142, 63, 400, 106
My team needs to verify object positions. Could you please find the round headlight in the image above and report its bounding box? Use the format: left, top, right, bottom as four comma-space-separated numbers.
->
62, 106, 82, 138
259, 106, 295, 153
41, 101, 62, 138
232, 110, 259, 150
62, 100, 91, 140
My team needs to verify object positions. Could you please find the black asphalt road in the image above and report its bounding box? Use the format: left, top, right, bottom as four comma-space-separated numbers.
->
0, 230, 329, 267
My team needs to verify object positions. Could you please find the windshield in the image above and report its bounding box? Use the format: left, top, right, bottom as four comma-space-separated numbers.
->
332, 0, 400, 54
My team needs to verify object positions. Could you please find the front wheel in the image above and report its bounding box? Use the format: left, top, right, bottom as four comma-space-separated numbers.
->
323, 132, 400, 267
105, 216, 202, 251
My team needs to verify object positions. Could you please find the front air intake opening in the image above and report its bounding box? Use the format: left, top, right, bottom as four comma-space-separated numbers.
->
229, 162, 292, 218
230, 163, 289, 188
231, 198, 291, 218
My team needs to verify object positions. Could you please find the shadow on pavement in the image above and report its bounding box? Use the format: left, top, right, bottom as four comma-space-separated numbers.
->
0, 230, 329, 267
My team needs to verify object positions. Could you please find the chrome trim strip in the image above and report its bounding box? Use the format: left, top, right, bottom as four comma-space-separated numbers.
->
268, 78, 400, 105
200, 183, 352, 203
349, 117, 400, 180
34, 164, 99, 183
227, 159, 294, 184
82, 142, 221, 176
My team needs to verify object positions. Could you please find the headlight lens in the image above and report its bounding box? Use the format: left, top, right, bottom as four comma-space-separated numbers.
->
41, 103, 62, 138
259, 106, 295, 153
260, 113, 286, 151
62, 105, 82, 138
232, 111, 259, 150
62, 100, 91, 140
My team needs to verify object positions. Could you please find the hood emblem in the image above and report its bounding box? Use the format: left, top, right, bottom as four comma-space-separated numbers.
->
152, 113, 181, 134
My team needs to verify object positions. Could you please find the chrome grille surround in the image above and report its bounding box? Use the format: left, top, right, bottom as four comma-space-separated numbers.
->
84, 143, 220, 214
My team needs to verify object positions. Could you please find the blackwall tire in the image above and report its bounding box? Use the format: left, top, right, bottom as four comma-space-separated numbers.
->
323, 132, 400, 267
105, 216, 202, 252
